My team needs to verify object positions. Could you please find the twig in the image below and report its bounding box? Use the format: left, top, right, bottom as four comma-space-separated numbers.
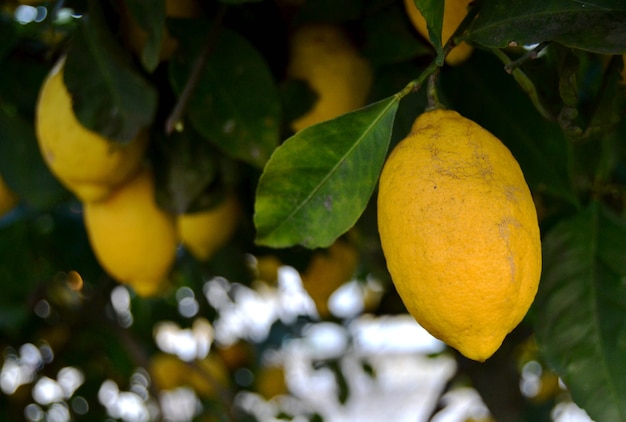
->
504, 42, 550, 74
165, 5, 228, 134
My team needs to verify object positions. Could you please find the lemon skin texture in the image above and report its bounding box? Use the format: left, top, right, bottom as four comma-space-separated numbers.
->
287, 23, 373, 132
36, 59, 148, 203
83, 167, 177, 297
0, 174, 18, 217
403, 0, 474, 66
377, 109, 541, 361
177, 194, 240, 261
301, 240, 358, 318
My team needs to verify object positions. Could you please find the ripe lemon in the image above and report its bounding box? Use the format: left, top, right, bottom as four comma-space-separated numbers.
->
36, 59, 148, 203
83, 166, 177, 296
287, 23, 373, 132
177, 193, 240, 261
301, 240, 358, 318
377, 109, 541, 361
150, 353, 230, 398
255, 365, 288, 400
404, 0, 474, 66
0, 174, 18, 217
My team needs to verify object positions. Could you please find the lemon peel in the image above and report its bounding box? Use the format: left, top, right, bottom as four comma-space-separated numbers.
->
377, 109, 541, 361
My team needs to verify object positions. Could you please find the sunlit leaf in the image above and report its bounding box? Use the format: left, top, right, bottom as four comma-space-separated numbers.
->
467, 0, 626, 54
535, 202, 626, 422
169, 22, 280, 168
254, 97, 399, 249
64, 0, 157, 143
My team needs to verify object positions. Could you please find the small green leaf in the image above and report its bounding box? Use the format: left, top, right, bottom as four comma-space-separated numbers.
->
64, 0, 157, 144
254, 96, 399, 249
169, 22, 280, 168
411, 0, 444, 64
467, 0, 626, 54
124, 0, 167, 72
535, 202, 626, 422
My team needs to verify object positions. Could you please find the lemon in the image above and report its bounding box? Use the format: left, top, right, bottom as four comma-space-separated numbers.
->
177, 194, 240, 261
0, 174, 18, 217
301, 240, 358, 318
255, 365, 288, 400
36, 58, 148, 203
287, 23, 373, 132
404, 0, 474, 66
377, 109, 541, 361
150, 353, 230, 398
83, 166, 177, 296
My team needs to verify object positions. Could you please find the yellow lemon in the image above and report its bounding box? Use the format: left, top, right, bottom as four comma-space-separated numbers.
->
301, 240, 358, 318
0, 174, 18, 217
150, 353, 230, 398
287, 23, 373, 132
83, 167, 177, 296
177, 194, 240, 261
255, 365, 288, 400
377, 109, 541, 361
404, 0, 474, 66
36, 59, 148, 203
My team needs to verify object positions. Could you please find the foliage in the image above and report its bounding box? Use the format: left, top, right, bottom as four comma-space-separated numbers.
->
1, 0, 626, 421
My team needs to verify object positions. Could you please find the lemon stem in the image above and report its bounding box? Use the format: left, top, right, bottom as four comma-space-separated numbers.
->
165, 4, 228, 134
503, 42, 550, 74
426, 71, 443, 111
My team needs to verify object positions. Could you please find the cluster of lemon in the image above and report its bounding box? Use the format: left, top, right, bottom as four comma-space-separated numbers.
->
35, 58, 239, 297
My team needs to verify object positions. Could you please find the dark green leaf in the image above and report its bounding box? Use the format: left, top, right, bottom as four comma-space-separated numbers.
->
0, 109, 68, 210
535, 202, 626, 422
254, 96, 399, 249
64, 0, 157, 143
169, 22, 281, 168
411, 0, 444, 64
362, 1, 433, 66
467, 0, 626, 54
124, 0, 166, 72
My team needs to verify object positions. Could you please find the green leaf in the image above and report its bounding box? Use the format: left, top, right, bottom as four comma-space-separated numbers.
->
64, 0, 157, 143
411, 0, 444, 64
535, 202, 626, 422
124, 0, 167, 72
0, 108, 68, 210
254, 97, 399, 249
169, 22, 280, 168
467, 0, 626, 54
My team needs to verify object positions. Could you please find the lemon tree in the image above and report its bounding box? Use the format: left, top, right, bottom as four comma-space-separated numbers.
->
1, 0, 626, 421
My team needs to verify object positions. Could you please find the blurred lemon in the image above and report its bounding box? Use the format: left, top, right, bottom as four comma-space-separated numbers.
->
177, 193, 240, 261
287, 23, 373, 132
36, 58, 148, 203
150, 352, 230, 398
83, 167, 177, 296
301, 240, 358, 318
0, 174, 18, 217
255, 365, 288, 400
254, 255, 282, 285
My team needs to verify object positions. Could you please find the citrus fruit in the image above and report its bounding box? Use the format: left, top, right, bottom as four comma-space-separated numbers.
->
377, 109, 541, 361
301, 240, 358, 318
83, 166, 177, 296
177, 193, 240, 261
255, 365, 288, 400
0, 174, 18, 217
404, 0, 474, 66
36, 58, 148, 203
287, 23, 373, 132
150, 352, 230, 398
